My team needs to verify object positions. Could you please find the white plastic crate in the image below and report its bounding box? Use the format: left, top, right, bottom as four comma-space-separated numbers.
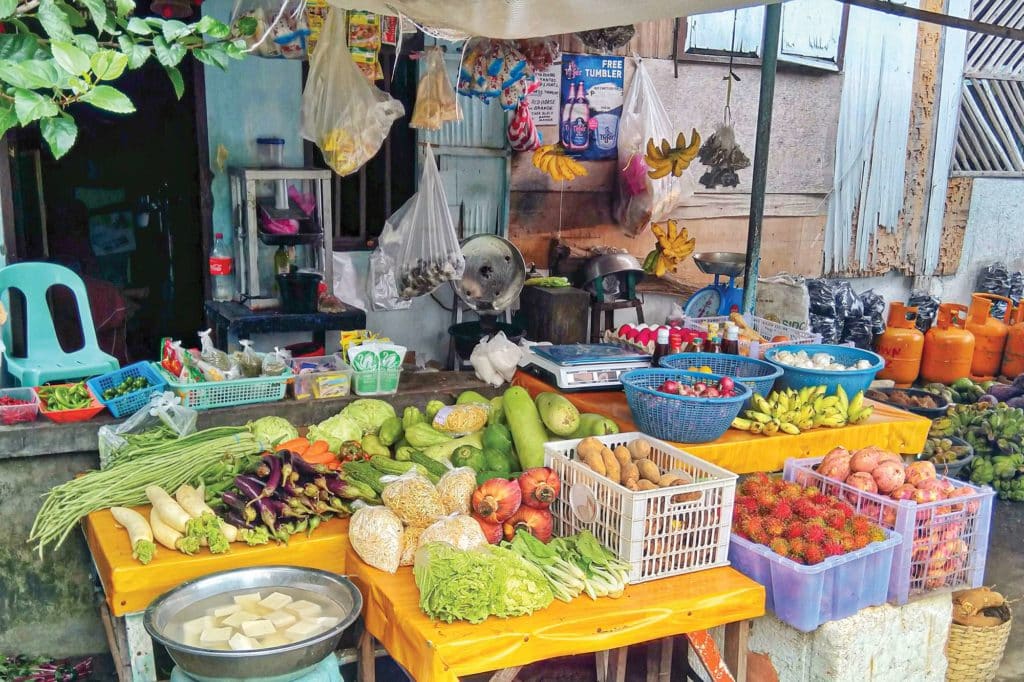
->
544, 433, 737, 583
784, 457, 995, 604
684, 314, 820, 359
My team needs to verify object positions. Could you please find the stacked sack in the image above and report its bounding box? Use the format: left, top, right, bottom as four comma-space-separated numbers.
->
806, 279, 887, 349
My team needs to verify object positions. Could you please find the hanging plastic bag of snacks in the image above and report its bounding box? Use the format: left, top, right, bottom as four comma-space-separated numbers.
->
346, 10, 382, 82
349, 502, 404, 573
507, 98, 540, 151
300, 9, 404, 176
261, 347, 291, 376
410, 46, 461, 131
458, 38, 534, 110
381, 470, 444, 527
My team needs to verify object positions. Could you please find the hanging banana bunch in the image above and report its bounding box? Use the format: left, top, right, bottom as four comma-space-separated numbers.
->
531, 144, 589, 182
645, 129, 702, 179
642, 219, 696, 277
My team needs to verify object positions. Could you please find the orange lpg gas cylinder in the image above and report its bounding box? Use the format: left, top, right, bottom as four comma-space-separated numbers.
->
1001, 304, 1024, 378
875, 303, 924, 387
920, 303, 975, 384
966, 293, 1013, 380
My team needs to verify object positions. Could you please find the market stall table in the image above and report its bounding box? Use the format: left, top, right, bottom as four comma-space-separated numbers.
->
512, 372, 931, 474
204, 300, 366, 351
346, 544, 765, 682
83, 508, 350, 681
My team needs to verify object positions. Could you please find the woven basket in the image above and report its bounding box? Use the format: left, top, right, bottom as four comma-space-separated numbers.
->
946, 607, 1012, 682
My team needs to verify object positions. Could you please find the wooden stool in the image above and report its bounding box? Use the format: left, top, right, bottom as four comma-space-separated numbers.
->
590, 299, 645, 343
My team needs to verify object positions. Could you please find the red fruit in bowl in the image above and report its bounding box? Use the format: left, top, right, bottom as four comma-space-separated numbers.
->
679, 385, 695, 396
661, 380, 680, 394
693, 382, 708, 394
718, 377, 735, 394
704, 387, 721, 398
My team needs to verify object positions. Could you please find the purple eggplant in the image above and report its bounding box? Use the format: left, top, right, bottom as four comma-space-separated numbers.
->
235, 474, 265, 501
225, 510, 254, 530
303, 483, 321, 499
986, 383, 1022, 402
254, 497, 281, 530
290, 452, 325, 479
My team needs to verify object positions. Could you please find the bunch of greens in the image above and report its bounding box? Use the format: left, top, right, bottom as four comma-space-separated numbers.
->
307, 413, 362, 452
505, 530, 631, 601
413, 542, 553, 624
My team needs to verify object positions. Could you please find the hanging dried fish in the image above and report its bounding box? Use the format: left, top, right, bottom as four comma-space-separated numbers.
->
698, 122, 750, 189
575, 25, 636, 52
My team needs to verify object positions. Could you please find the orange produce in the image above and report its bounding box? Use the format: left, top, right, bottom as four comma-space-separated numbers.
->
771, 335, 790, 343
874, 302, 924, 387
920, 303, 974, 384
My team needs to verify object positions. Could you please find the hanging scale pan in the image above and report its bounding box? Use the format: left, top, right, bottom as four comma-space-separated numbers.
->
453, 234, 526, 314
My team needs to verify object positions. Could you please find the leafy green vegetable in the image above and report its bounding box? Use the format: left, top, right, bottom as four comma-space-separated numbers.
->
340, 399, 397, 435
247, 416, 298, 447
307, 414, 362, 452
413, 542, 553, 624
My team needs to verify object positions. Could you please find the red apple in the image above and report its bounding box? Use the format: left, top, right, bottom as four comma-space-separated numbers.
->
704, 387, 721, 398
661, 380, 680, 394
693, 382, 708, 394
718, 377, 735, 394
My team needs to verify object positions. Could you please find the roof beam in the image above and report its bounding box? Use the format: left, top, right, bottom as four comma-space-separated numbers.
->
838, 0, 1024, 42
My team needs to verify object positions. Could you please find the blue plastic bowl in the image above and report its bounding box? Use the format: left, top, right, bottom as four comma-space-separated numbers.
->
660, 352, 782, 399
621, 368, 752, 443
764, 344, 884, 398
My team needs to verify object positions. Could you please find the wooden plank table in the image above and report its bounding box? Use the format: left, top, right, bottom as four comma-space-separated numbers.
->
512, 372, 931, 474
345, 545, 765, 682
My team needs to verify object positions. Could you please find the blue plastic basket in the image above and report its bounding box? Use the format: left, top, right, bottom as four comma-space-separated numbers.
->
660, 352, 782, 398
621, 369, 752, 443
86, 362, 167, 418
764, 344, 884, 398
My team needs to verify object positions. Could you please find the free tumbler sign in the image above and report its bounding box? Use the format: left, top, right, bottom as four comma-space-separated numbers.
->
559, 54, 624, 161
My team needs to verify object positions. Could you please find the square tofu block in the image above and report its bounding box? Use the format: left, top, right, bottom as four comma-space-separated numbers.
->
228, 632, 257, 651
233, 592, 263, 608
240, 619, 276, 638
212, 603, 243, 618
222, 610, 260, 629
199, 627, 233, 645
285, 619, 321, 640
318, 616, 340, 629
285, 600, 322, 618
260, 634, 291, 648
258, 592, 293, 611
182, 616, 216, 640
265, 610, 297, 630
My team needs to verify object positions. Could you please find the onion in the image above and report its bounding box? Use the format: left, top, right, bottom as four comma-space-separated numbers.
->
890, 483, 917, 501
818, 454, 852, 481
872, 460, 906, 494
845, 471, 878, 495
905, 460, 937, 487
850, 448, 881, 473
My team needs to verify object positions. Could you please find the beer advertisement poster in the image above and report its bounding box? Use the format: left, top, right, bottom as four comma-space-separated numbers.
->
558, 54, 625, 160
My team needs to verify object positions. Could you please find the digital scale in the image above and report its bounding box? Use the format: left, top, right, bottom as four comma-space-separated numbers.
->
520, 343, 650, 391
684, 252, 746, 318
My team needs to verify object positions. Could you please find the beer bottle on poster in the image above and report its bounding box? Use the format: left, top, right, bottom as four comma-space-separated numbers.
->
569, 82, 591, 151
559, 79, 576, 148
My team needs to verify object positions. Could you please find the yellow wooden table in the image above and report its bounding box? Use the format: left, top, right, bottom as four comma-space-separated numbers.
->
512, 372, 931, 474
345, 545, 765, 682
83, 507, 350, 681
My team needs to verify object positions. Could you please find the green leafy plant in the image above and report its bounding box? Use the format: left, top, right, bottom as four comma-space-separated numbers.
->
0, 0, 257, 157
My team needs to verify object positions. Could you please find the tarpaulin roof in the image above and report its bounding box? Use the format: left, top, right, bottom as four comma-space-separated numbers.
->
328, 0, 781, 39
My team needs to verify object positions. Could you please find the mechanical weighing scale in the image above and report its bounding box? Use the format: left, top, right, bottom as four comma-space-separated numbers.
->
520, 343, 651, 391
683, 252, 747, 318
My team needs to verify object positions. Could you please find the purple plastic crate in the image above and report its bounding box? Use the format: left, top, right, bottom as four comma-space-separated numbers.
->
784, 457, 995, 605
729, 529, 900, 632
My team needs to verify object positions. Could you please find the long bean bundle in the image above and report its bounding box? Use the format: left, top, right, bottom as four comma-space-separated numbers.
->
29, 428, 263, 556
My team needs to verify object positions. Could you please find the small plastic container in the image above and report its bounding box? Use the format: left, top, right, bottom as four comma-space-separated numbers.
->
86, 362, 167, 419
353, 369, 402, 396
729, 529, 900, 632
256, 137, 285, 168
35, 384, 105, 423
0, 387, 40, 425
291, 354, 353, 400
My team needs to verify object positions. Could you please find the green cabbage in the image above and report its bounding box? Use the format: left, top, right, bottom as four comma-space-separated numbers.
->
340, 399, 397, 435
413, 542, 553, 624
307, 414, 362, 451
247, 416, 298, 447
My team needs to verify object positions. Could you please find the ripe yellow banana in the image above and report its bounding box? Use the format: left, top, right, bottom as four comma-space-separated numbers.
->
532, 144, 587, 182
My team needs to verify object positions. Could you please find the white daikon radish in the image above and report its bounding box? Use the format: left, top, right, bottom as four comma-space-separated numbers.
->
110, 507, 156, 565
145, 486, 192, 533
175, 484, 239, 543
149, 508, 199, 555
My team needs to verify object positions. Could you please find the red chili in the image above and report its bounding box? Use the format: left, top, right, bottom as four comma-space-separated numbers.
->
0, 396, 30, 406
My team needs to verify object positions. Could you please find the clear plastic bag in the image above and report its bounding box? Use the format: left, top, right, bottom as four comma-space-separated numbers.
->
261, 347, 291, 376
199, 329, 231, 371
436, 468, 477, 515
235, 339, 263, 378
231, 0, 309, 59
381, 470, 444, 527
399, 525, 425, 566
98, 393, 198, 469
417, 513, 488, 551
349, 503, 404, 573
300, 9, 404, 177
410, 46, 461, 131
368, 144, 465, 310
614, 58, 695, 236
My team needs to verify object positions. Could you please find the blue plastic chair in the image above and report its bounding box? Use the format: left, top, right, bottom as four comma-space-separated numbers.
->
0, 262, 120, 387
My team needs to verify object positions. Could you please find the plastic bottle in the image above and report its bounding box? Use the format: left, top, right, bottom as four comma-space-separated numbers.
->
652, 328, 671, 366
209, 232, 235, 302
708, 336, 722, 353
722, 325, 740, 355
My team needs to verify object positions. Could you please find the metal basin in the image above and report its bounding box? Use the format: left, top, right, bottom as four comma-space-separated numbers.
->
693, 252, 747, 277
144, 566, 361, 682
580, 253, 644, 288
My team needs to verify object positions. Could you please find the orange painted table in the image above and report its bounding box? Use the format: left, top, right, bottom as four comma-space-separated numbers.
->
83, 506, 351, 617
512, 372, 931, 474
346, 544, 765, 682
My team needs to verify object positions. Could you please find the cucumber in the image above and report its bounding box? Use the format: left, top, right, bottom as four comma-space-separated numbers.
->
569, 413, 620, 439
456, 390, 490, 406
535, 392, 581, 437
502, 386, 548, 470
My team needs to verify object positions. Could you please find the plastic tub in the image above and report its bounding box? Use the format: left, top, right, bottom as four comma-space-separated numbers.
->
277, 271, 322, 314
87, 362, 167, 419
764, 344, 884, 398
545, 433, 737, 583
863, 387, 950, 419
785, 456, 995, 604
620, 368, 751, 443
0, 387, 40, 425
256, 137, 285, 168
660, 352, 782, 398
729, 529, 900, 632
291, 354, 352, 400
35, 384, 105, 423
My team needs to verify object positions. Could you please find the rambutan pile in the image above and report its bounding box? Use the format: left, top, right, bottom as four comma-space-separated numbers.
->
733, 473, 887, 565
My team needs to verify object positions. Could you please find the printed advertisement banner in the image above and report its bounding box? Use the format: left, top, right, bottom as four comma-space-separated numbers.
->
559, 54, 624, 160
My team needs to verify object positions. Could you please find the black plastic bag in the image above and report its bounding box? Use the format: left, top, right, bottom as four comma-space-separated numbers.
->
977, 262, 1012, 317
834, 280, 862, 321
841, 315, 875, 350
810, 314, 841, 344
908, 290, 940, 333
807, 279, 838, 317
860, 289, 887, 335
1011, 271, 1024, 303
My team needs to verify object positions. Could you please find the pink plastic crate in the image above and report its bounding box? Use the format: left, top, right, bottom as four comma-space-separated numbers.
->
784, 457, 995, 604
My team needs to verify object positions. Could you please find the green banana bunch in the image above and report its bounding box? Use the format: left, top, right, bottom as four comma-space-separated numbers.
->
730, 384, 873, 437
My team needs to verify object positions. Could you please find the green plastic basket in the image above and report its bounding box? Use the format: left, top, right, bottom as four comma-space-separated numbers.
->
152, 364, 291, 410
